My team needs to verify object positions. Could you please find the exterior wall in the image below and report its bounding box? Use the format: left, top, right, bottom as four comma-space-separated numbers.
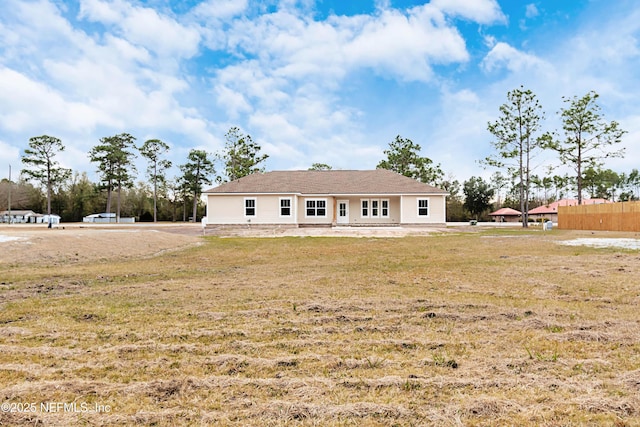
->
206, 194, 298, 225
338, 197, 401, 225
529, 212, 558, 223
206, 193, 447, 226
82, 217, 135, 223
400, 195, 446, 224
490, 215, 521, 223
296, 196, 334, 225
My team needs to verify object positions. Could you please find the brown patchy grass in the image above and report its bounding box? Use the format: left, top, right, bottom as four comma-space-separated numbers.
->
1, 228, 640, 426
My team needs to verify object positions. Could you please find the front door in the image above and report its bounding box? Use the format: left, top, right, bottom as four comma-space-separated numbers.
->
337, 200, 349, 224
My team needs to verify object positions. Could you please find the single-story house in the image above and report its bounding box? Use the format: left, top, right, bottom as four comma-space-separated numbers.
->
29, 213, 61, 224
203, 169, 448, 227
1, 210, 36, 223
488, 207, 522, 223
1, 211, 61, 224
83, 213, 135, 223
528, 198, 610, 223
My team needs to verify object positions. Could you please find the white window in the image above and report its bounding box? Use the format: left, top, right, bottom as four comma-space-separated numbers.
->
362, 199, 389, 218
305, 199, 327, 217
245, 198, 256, 217
418, 199, 429, 216
371, 200, 379, 217
361, 200, 369, 217
280, 198, 292, 217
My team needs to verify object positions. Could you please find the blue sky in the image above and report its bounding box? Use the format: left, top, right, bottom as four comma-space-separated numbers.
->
1, 0, 639, 187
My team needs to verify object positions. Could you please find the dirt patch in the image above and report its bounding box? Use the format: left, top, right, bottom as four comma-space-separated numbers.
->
205, 225, 451, 238
0, 223, 201, 265
558, 237, 640, 250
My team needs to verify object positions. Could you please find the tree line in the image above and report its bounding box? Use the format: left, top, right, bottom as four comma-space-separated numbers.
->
2, 126, 267, 223
1, 89, 632, 224
451, 89, 630, 224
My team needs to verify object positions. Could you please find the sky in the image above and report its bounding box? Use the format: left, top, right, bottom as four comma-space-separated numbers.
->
1, 0, 639, 187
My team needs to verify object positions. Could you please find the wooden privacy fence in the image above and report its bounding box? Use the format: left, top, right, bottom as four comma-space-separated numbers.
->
558, 201, 640, 231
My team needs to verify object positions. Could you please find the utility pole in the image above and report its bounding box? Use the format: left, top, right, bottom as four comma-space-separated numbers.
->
7, 164, 12, 224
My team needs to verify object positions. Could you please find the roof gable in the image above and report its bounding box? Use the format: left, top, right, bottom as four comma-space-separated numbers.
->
489, 208, 521, 216
204, 170, 447, 195
1, 210, 36, 216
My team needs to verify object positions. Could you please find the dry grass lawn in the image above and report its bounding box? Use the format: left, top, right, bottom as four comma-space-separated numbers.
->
1, 226, 640, 426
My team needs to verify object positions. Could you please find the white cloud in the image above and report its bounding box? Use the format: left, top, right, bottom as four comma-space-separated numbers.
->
0, 66, 110, 133
426, 88, 495, 180
78, 0, 121, 23
612, 115, 640, 173
1, 0, 91, 66
215, 61, 291, 108
190, 0, 248, 20
79, 0, 201, 59
481, 42, 551, 74
216, 2, 478, 91
0, 140, 21, 171
201, 0, 508, 173
431, 0, 506, 24
342, 6, 468, 81
103, 34, 152, 63
525, 4, 539, 19
0, 0, 219, 179
214, 85, 252, 119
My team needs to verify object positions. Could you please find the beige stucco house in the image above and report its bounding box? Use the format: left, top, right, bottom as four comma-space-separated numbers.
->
203, 169, 448, 227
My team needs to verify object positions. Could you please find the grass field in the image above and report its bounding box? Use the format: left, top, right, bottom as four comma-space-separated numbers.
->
1, 228, 640, 426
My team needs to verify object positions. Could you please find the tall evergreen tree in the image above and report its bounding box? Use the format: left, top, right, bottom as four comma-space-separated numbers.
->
217, 127, 268, 183
180, 149, 216, 222
21, 135, 71, 215
89, 133, 137, 222
485, 87, 546, 227
308, 163, 332, 171
377, 135, 443, 185
545, 91, 626, 204
139, 139, 171, 222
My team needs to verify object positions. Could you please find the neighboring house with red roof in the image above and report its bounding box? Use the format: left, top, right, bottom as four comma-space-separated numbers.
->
528, 198, 610, 223
488, 207, 522, 223
203, 169, 448, 227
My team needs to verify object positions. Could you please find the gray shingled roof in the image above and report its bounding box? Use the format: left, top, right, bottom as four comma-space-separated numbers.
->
204, 170, 447, 195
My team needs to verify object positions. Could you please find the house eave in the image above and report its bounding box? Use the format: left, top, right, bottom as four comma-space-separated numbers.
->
205, 192, 447, 197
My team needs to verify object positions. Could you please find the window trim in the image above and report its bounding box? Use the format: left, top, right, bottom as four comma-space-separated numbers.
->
244, 197, 257, 217
381, 199, 389, 218
417, 198, 429, 217
371, 199, 379, 217
361, 199, 369, 218
361, 199, 389, 218
279, 197, 292, 217
305, 198, 328, 218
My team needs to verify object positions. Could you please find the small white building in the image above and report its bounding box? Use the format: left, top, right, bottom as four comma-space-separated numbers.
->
1, 210, 36, 223
41, 214, 61, 224
83, 213, 135, 223
0, 210, 61, 224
